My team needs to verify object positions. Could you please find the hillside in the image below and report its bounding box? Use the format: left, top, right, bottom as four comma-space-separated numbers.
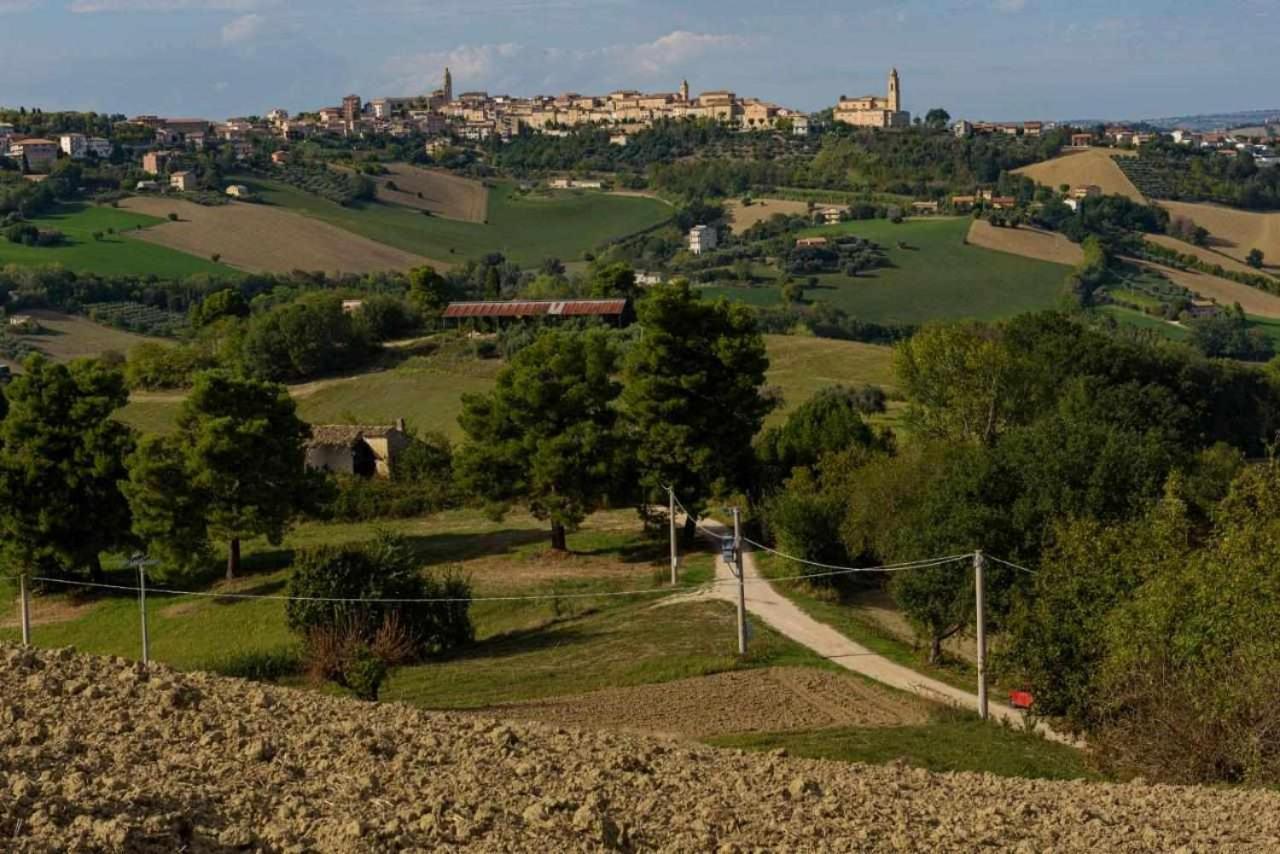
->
119, 197, 434, 275
1014, 149, 1145, 203
118, 335, 896, 437
1157, 200, 1280, 269
5, 643, 1280, 851
704, 217, 1071, 325
3, 310, 169, 367
0, 203, 233, 277
373, 164, 488, 221
241, 176, 673, 267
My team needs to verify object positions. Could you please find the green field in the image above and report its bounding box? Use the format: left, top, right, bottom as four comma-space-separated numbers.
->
0, 203, 234, 277
239, 176, 672, 267
704, 217, 1070, 325
117, 334, 898, 437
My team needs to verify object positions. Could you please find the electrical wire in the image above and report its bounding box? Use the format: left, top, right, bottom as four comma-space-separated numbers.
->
984, 555, 1038, 575
742, 537, 973, 575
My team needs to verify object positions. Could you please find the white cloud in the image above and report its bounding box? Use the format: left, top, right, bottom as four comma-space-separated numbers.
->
221, 12, 264, 43
381, 30, 746, 95
69, 0, 265, 12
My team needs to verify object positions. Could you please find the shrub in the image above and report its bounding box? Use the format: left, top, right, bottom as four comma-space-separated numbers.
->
304, 612, 415, 701
286, 533, 473, 658
206, 647, 302, 682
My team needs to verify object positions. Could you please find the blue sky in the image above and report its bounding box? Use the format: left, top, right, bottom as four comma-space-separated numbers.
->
0, 0, 1275, 121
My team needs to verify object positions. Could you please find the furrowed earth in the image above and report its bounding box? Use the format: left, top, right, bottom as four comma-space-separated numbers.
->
5, 644, 1280, 852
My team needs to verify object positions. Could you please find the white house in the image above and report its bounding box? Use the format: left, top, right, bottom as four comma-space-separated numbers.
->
59, 133, 87, 159
688, 224, 718, 255
225, 184, 252, 198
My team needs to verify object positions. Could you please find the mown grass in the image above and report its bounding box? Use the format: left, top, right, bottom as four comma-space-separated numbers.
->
239, 177, 672, 267
0, 203, 235, 277
117, 334, 899, 438
708, 708, 1096, 781
703, 217, 1069, 325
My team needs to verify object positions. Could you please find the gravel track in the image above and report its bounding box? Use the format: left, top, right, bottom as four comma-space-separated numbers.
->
5, 644, 1280, 852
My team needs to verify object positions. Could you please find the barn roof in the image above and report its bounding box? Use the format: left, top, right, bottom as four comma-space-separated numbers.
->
307, 424, 401, 448
442, 299, 628, 319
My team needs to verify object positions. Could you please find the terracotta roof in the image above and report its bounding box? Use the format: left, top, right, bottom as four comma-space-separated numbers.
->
307, 424, 402, 448
442, 299, 628, 319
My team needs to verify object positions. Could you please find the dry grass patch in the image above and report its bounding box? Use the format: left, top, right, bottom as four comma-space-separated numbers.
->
9, 309, 167, 365
1158, 200, 1280, 269
725, 198, 814, 233
466, 667, 928, 738
966, 220, 1084, 266
1127, 258, 1280, 319
374, 164, 488, 222
1015, 149, 1145, 202
119, 197, 433, 275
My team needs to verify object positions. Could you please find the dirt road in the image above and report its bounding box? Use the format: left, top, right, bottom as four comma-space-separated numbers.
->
676, 519, 1073, 744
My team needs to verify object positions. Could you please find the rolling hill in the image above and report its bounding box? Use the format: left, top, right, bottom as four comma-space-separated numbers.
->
1013, 149, 1144, 202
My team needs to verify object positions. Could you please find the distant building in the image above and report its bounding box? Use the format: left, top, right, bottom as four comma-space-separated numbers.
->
688, 224, 718, 255
796, 236, 828, 248
306, 420, 410, 479
342, 94, 363, 124
225, 184, 251, 198
636, 272, 664, 286
170, 171, 195, 192
135, 180, 161, 192
911, 201, 940, 214
271, 150, 290, 166
1070, 185, 1102, 200
341, 299, 364, 313
1070, 132, 1094, 148
950, 195, 977, 211
59, 133, 87, 159
442, 299, 634, 328
820, 207, 843, 225
87, 137, 112, 158
8, 138, 58, 172
834, 68, 910, 129
142, 150, 172, 174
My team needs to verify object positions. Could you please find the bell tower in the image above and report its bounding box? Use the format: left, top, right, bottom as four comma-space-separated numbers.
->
887, 68, 901, 113
679, 79, 690, 102
443, 67, 453, 102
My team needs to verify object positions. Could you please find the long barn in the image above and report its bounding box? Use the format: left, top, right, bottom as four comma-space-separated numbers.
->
442, 299, 633, 327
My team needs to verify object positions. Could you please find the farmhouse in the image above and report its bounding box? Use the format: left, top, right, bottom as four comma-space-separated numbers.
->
796, 237, 829, 248
225, 184, 251, 198
688, 224, 718, 255
170, 171, 196, 192
305, 420, 410, 479
820, 208, 843, 225
443, 299, 634, 328
911, 201, 940, 215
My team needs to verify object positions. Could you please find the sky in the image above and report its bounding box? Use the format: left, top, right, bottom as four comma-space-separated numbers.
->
0, 0, 1276, 121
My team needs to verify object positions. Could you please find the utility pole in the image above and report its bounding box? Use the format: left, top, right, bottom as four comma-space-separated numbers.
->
974, 550, 988, 721
135, 555, 150, 666
18, 573, 31, 647
733, 507, 746, 656
668, 485, 678, 585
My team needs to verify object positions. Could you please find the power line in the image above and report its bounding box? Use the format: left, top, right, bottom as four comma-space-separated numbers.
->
742, 537, 973, 575
984, 555, 1038, 575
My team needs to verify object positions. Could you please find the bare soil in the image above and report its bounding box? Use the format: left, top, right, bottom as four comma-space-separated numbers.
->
966, 220, 1085, 266
1146, 233, 1280, 282
725, 198, 814, 233
119, 198, 431, 275
374, 165, 488, 222
6, 644, 1280, 851
1014, 149, 1145, 202
1157, 200, 1280, 269
467, 667, 927, 738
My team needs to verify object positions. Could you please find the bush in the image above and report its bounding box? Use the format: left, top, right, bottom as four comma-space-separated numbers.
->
322, 475, 454, 521
206, 647, 302, 682
285, 533, 473, 658
304, 612, 415, 701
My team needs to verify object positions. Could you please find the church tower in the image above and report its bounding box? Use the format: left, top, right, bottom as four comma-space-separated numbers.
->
887, 68, 901, 113
443, 67, 453, 102
679, 79, 690, 102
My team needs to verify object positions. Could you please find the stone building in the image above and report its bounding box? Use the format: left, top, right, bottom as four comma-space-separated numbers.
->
833, 68, 910, 129
305, 420, 411, 479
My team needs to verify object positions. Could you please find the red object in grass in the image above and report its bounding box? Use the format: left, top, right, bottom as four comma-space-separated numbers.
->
1010, 690, 1035, 710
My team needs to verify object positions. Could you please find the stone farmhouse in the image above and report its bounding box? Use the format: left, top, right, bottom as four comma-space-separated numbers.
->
305, 421, 411, 479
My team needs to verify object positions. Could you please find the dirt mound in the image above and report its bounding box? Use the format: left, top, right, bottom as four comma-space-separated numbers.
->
375, 165, 488, 222
119, 198, 431, 275
467, 667, 927, 737
966, 220, 1085, 266
1015, 149, 1145, 203
6, 644, 1280, 851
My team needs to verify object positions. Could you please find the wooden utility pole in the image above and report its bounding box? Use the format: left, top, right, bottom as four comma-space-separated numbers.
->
668, 486, 678, 585
733, 507, 746, 656
18, 573, 31, 647
975, 550, 988, 721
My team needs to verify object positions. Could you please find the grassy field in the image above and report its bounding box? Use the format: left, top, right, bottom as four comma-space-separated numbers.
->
239, 176, 672, 267
6, 310, 168, 366
703, 217, 1070, 325
118, 334, 900, 438
0, 203, 234, 277
709, 709, 1095, 781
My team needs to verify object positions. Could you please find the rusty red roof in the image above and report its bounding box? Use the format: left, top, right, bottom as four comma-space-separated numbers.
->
443, 300, 628, 319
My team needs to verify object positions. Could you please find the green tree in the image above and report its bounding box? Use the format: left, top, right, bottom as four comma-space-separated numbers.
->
0, 356, 134, 581
192, 288, 250, 327
153, 371, 313, 579
407, 265, 451, 317
924, 108, 951, 129
122, 434, 213, 577
621, 281, 773, 536
1247, 248, 1265, 268
455, 329, 622, 550
756, 385, 891, 491
589, 262, 639, 300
